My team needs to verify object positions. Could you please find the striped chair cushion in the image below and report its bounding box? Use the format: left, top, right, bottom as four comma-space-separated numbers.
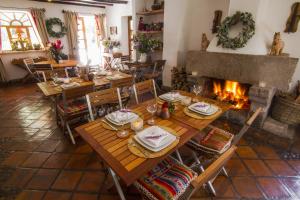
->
58, 99, 87, 114
134, 157, 197, 200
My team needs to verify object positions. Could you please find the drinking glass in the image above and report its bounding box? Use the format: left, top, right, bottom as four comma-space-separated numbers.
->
117, 110, 129, 138
51, 72, 58, 83
147, 103, 157, 125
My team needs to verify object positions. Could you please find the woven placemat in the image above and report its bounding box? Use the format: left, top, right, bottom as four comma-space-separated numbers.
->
128, 127, 180, 158
183, 107, 222, 120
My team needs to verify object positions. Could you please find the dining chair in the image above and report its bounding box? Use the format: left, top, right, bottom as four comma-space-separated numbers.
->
57, 83, 94, 144
32, 63, 53, 82
23, 58, 45, 82
86, 87, 122, 121
111, 76, 134, 107
133, 79, 157, 104
134, 146, 237, 200
183, 107, 262, 195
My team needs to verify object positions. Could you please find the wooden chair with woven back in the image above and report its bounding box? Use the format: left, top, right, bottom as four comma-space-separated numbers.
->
181, 107, 262, 196
32, 63, 54, 82
143, 60, 166, 90
133, 146, 237, 200
86, 87, 122, 121
133, 79, 157, 104
110, 76, 134, 107
57, 83, 94, 144
23, 58, 47, 82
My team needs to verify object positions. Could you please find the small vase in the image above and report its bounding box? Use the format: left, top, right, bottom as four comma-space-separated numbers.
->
139, 53, 147, 63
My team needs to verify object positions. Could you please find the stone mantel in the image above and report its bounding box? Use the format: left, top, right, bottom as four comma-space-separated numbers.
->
186, 51, 299, 91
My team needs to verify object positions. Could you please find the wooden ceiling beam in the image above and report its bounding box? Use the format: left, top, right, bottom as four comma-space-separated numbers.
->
82, 0, 128, 4
54, 0, 113, 6
29, 0, 106, 8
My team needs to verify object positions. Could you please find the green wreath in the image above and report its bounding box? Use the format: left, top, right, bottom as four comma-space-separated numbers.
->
217, 11, 255, 49
46, 18, 67, 38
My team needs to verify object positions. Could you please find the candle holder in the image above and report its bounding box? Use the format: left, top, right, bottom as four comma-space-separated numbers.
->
131, 118, 143, 133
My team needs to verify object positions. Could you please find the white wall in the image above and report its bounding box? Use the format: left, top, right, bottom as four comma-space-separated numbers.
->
0, 0, 105, 55
105, 0, 132, 55
163, 0, 230, 87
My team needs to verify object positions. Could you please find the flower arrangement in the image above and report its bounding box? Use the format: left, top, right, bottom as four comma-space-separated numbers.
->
133, 34, 162, 54
102, 39, 121, 52
49, 40, 67, 63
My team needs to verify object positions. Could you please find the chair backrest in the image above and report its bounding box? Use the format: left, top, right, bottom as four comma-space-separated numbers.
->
86, 87, 122, 121
23, 58, 35, 74
62, 83, 94, 102
231, 107, 262, 145
133, 79, 157, 104
121, 55, 130, 62
190, 146, 237, 195
32, 64, 53, 71
152, 60, 166, 75
110, 76, 134, 88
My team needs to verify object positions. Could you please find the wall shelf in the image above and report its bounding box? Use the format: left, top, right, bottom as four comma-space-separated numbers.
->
136, 9, 164, 16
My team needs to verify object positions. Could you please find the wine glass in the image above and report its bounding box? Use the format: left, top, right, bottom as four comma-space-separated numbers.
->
147, 103, 157, 125
117, 110, 129, 138
192, 85, 203, 102
51, 72, 58, 83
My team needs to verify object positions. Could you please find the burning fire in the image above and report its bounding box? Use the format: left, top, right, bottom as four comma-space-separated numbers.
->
213, 80, 249, 109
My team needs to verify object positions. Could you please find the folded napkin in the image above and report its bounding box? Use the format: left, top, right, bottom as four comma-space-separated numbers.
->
192, 102, 211, 113
61, 82, 80, 89
140, 129, 169, 148
160, 93, 181, 101
108, 110, 136, 123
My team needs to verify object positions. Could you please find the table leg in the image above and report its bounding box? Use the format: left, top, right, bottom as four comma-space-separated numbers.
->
108, 168, 126, 200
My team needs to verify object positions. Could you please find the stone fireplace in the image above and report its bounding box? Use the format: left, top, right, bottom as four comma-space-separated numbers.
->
186, 51, 299, 138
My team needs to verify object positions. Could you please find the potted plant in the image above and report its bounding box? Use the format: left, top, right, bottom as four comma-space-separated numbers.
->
102, 39, 121, 53
49, 40, 68, 63
133, 34, 162, 63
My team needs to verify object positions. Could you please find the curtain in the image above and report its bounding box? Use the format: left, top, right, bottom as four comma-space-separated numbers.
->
64, 11, 79, 59
31, 8, 49, 47
95, 14, 106, 42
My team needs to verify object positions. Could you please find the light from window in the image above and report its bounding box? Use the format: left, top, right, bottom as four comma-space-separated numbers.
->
0, 10, 43, 51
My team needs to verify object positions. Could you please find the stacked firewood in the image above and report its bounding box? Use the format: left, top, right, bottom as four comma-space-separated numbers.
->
171, 67, 189, 91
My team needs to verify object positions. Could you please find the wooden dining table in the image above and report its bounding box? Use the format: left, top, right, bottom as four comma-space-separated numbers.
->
37, 71, 132, 97
75, 91, 231, 200
34, 59, 79, 69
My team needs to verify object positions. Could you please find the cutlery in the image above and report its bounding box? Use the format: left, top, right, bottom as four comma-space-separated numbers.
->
102, 119, 118, 131
131, 141, 150, 157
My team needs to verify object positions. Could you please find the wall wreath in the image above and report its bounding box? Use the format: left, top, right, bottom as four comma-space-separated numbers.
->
217, 11, 255, 49
46, 18, 67, 38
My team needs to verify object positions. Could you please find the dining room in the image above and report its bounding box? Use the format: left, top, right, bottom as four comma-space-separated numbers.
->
1, 0, 300, 200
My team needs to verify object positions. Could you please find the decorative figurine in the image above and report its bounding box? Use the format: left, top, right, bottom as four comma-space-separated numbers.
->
201, 33, 210, 51
270, 32, 285, 56
138, 17, 145, 31
285, 2, 300, 33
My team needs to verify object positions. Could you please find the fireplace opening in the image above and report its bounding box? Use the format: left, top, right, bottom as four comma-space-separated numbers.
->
202, 78, 251, 110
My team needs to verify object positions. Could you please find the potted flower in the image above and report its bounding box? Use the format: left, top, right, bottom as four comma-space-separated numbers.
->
133, 34, 162, 63
102, 38, 121, 53
49, 40, 67, 63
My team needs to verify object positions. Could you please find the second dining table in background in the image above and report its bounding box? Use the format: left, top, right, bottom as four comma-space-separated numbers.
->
34, 59, 79, 69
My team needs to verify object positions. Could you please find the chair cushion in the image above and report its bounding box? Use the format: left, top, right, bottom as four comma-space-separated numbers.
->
187, 127, 234, 154
58, 99, 87, 114
134, 157, 197, 200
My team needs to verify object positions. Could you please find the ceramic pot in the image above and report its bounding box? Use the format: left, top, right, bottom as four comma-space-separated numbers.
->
139, 53, 147, 63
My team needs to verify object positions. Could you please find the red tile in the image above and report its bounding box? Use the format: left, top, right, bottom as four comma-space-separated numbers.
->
42, 153, 71, 169
43, 191, 71, 200
225, 159, 250, 176
52, 170, 82, 190
77, 171, 105, 192
65, 154, 90, 169
74, 144, 93, 154
86, 154, 104, 170
236, 146, 258, 158
243, 159, 273, 176
5, 168, 36, 188
72, 193, 98, 200
35, 140, 60, 152
21, 152, 51, 168
258, 178, 291, 199
253, 145, 280, 159
282, 178, 300, 198
213, 176, 237, 198
16, 190, 45, 200
288, 160, 300, 173
2, 152, 31, 167
265, 160, 297, 176
26, 169, 59, 190
232, 176, 263, 199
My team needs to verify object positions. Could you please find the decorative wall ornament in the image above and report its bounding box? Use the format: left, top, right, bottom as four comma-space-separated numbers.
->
285, 2, 300, 33
201, 33, 210, 51
212, 10, 222, 33
269, 32, 285, 56
217, 11, 255, 49
46, 18, 67, 38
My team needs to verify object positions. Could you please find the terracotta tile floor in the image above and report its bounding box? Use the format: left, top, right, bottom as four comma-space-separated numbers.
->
0, 84, 300, 200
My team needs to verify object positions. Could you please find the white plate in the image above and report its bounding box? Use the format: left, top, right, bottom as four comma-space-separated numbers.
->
135, 126, 176, 151
188, 103, 219, 116
105, 111, 139, 126
159, 93, 182, 102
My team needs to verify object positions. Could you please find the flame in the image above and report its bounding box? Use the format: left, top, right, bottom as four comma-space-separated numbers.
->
213, 80, 249, 109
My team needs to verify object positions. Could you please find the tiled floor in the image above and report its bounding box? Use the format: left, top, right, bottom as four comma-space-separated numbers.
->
0, 84, 300, 200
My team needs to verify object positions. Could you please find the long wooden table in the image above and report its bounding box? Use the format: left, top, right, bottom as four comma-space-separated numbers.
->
75, 91, 231, 191
37, 71, 132, 97
34, 59, 78, 69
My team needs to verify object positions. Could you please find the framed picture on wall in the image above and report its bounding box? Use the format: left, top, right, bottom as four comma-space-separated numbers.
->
110, 26, 118, 35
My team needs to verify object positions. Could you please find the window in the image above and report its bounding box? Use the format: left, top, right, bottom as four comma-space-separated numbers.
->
0, 10, 42, 51
77, 15, 101, 65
